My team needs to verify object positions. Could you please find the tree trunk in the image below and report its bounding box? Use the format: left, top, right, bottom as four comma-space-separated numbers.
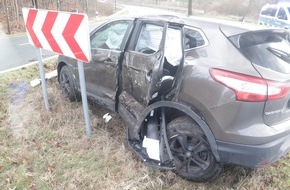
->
14, 0, 19, 22
4, 0, 11, 34
57, 0, 60, 10
188, 0, 192, 16
86, 0, 89, 15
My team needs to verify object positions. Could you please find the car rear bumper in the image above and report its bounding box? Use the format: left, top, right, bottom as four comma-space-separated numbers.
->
217, 132, 290, 167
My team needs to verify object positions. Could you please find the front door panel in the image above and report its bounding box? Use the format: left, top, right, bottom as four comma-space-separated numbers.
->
87, 48, 120, 100
84, 20, 132, 108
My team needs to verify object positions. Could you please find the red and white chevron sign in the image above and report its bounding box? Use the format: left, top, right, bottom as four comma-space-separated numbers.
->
22, 8, 91, 63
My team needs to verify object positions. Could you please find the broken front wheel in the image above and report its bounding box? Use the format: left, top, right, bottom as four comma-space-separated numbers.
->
167, 117, 221, 182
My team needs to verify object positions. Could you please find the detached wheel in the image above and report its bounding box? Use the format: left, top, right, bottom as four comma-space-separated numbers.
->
59, 65, 80, 101
167, 117, 221, 182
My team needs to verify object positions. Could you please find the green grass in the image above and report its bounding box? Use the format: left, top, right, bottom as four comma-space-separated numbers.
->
0, 61, 290, 189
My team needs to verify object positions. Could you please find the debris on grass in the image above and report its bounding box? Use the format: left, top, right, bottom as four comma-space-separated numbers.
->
103, 113, 112, 123
30, 70, 57, 87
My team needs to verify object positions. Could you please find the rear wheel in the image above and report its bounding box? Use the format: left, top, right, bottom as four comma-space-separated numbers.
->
167, 117, 221, 181
59, 65, 80, 101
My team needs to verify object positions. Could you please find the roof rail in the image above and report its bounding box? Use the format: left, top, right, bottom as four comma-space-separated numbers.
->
140, 14, 182, 23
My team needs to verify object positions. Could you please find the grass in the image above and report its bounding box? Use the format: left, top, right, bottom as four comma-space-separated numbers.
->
0, 61, 290, 189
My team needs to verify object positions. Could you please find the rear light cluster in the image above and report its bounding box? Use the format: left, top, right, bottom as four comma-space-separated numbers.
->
210, 68, 290, 102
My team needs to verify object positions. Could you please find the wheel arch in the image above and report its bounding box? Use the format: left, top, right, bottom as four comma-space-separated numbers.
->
129, 101, 220, 161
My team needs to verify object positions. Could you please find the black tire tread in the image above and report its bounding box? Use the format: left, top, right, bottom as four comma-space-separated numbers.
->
59, 65, 80, 102
167, 116, 221, 182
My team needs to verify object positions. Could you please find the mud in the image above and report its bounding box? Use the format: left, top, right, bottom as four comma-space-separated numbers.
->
7, 82, 32, 138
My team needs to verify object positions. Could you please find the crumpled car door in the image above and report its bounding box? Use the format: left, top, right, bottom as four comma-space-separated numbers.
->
119, 20, 167, 118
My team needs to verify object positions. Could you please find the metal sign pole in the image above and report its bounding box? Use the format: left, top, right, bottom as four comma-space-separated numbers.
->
36, 47, 50, 111
23, 8, 91, 135
77, 60, 91, 136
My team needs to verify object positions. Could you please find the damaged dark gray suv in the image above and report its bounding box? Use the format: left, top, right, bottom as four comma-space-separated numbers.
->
57, 15, 290, 181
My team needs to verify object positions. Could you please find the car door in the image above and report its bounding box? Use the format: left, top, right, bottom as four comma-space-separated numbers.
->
85, 20, 133, 110
119, 19, 168, 118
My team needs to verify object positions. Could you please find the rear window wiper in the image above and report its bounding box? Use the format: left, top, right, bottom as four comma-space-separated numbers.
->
267, 47, 290, 63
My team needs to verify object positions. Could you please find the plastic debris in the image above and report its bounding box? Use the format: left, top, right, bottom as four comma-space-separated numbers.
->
45, 70, 57, 79
30, 69, 57, 87
103, 113, 112, 123
30, 79, 41, 87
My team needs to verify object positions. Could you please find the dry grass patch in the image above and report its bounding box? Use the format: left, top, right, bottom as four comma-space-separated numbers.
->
0, 80, 177, 189
0, 63, 290, 189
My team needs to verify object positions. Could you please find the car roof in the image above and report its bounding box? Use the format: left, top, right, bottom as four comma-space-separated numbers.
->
107, 14, 283, 37
181, 16, 274, 36
139, 15, 275, 36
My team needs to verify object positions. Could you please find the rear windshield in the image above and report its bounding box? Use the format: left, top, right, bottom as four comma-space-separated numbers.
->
229, 30, 290, 74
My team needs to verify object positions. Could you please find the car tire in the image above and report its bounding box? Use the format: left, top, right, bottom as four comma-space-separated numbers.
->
59, 65, 80, 101
167, 117, 221, 182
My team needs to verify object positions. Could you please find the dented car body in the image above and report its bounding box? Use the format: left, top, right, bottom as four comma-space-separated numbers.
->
57, 15, 290, 181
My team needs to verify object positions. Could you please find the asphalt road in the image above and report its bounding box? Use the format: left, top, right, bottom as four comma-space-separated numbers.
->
0, 24, 100, 73
0, 34, 56, 72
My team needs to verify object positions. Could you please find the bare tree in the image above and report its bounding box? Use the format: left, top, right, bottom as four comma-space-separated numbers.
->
43, 0, 51, 9
86, 0, 89, 14
57, 0, 60, 10
31, 0, 38, 8
188, 0, 192, 16
4, 0, 11, 34
13, 0, 19, 22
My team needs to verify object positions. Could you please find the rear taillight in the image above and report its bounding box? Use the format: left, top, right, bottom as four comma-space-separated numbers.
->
210, 68, 290, 102
267, 80, 290, 100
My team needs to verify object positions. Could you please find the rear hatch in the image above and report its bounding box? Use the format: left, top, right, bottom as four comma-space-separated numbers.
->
227, 28, 290, 126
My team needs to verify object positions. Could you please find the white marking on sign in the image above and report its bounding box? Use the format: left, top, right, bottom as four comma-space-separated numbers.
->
75, 18, 90, 62
33, 11, 50, 50
51, 13, 74, 58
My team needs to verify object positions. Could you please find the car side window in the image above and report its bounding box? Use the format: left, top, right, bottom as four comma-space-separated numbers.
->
90, 21, 130, 50
135, 24, 163, 54
277, 8, 287, 20
184, 27, 208, 50
261, 7, 277, 17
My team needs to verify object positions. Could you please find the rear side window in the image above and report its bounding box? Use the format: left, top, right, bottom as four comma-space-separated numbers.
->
277, 8, 287, 20
230, 31, 290, 74
261, 6, 277, 17
184, 27, 208, 50
135, 24, 163, 54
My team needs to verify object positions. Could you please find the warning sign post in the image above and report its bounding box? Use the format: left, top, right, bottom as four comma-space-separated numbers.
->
23, 8, 92, 136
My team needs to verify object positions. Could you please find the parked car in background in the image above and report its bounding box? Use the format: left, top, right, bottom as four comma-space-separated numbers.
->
57, 15, 290, 181
258, 3, 290, 28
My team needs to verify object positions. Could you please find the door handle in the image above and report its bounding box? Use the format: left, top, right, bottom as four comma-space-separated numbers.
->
104, 58, 115, 65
